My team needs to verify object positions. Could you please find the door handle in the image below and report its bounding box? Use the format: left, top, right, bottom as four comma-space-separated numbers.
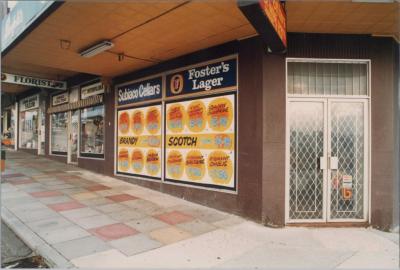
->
330, 157, 338, 170
319, 157, 326, 170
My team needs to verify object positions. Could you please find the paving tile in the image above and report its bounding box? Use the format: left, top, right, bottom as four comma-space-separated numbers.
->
80, 197, 114, 207
95, 203, 128, 214
121, 199, 162, 215
60, 207, 102, 220
10, 179, 35, 185
48, 201, 86, 212
15, 208, 60, 223
125, 217, 169, 233
109, 234, 163, 256
38, 225, 91, 244
38, 195, 72, 205
108, 209, 147, 222
73, 214, 118, 229
176, 219, 216, 236
1, 173, 25, 178
154, 211, 195, 225
42, 180, 67, 186
29, 190, 63, 198
71, 192, 99, 201
59, 187, 88, 195
26, 216, 73, 233
45, 184, 75, 190
53, 236, 111, 260
86, 184, 111, 192
89, 223, 139, 241
105, 194, 138, 203
149, 226, 192, 245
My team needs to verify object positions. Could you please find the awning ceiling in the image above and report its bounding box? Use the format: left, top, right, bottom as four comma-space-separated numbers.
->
2, 0, 399, 94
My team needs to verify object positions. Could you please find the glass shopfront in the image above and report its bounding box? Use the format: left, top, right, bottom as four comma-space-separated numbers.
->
19, 95, 39, 149
80, 104, 104, 158
51, 112, 68, 154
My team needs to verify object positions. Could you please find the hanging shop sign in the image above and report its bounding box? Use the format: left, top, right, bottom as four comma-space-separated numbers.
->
52, 92, 69, 106
166, 58, 237, 97
81, 82, 105, 99
116, 104, 162, 180
164, 93, 236, 190
19, 95, 39, 112
117, 76, 162, 106
1, 72, 67, 90
237, 0, 287, 53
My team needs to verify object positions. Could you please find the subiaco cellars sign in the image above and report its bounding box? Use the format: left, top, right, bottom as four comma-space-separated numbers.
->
117, 76, 162, 106
166, 58, 237, 97
1, 73, 67, 90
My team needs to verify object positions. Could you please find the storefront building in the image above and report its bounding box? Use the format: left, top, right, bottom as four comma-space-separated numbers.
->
1, 1, 398, 232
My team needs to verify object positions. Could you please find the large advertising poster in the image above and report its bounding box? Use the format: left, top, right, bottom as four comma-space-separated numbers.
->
164, 93, 236, 190
116, 104, 162, 180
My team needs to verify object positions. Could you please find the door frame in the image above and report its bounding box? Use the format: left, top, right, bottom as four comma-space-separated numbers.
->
67, 110, 79, 165
285, 97, 370, 223
284, 57, 371, 224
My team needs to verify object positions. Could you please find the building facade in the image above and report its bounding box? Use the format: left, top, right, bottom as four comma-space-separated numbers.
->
1, 1, 399, 231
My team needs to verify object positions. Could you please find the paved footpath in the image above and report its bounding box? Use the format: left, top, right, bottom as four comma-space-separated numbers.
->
1, 150, 398, 269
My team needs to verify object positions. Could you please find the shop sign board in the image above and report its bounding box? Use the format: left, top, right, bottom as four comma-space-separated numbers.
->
166, 58, 237, 97
81, 82, 105, 99
52, 92, 69, 106
117, 76, 162, 106
116, 104, 162, 180
237, 0, 287, 53
19, 95, 39, 112
1, 72, 67, 90
164, 93, 236, 190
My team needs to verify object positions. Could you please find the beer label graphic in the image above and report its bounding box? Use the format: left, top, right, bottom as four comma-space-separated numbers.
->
207, 97, 233, 132
165, 93, 236, 190
167, 150, 184, 179
117, 104, 162, 180
146, 149, 160, 176
131, 149, 144, 173
146, 106, 160, 135
170, 74, 184, 95
187, 100, 206, 133
132, 110, 144, 135
207, 150, 233, 185
118, 111, 130, 134
185, 150, 205, 181
167, 104, 186, 133
118, 148, 129, 172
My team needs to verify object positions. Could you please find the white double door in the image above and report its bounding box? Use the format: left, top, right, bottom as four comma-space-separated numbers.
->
286, 98, 369, 222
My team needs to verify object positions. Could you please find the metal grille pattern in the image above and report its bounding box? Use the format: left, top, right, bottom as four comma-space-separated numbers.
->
289, 102, 324, 220
330, 102, 364, 219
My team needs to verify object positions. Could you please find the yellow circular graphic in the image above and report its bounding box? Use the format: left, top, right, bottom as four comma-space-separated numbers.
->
185, 150, 205, 181
187, 100, 206, 133
167, 104, 186, 133
145, 149, 160, 176
207, 151, 233, 185
132, 110, 144, 135
207, 97, 233, 132
118, 148, 129, 172
146, 107, 160, 135
170, 74, 184, 95
131, 149, 144, 173
167, 150, 184, 179
118, 111, 130, 135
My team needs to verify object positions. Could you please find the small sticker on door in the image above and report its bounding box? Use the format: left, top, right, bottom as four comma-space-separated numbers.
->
342, 175, 353, 188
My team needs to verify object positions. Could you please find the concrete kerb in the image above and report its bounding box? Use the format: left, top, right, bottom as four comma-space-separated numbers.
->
1, 207, 74, 268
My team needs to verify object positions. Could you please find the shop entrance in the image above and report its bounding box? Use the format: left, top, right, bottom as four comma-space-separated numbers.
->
286, 98, 369, 222
67, 110, 79, 164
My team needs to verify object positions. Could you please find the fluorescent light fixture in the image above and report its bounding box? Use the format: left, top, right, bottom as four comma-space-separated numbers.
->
79, 40, 114, 58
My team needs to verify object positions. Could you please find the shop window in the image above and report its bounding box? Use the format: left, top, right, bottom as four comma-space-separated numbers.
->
20, 110, 38, 149
80, 105, 104, 158
287, 61, 368, 96
51, 112, 68, 154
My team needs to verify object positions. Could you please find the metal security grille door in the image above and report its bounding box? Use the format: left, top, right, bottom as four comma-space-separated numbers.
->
328, 100, 368, 221
287, 99, 368, 222
288, 100, 326, 221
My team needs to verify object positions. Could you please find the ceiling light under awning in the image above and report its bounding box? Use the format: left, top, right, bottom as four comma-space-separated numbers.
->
79, 40, 114, 58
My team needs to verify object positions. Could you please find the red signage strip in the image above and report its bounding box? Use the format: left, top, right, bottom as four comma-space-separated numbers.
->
238, 0, 287, 53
